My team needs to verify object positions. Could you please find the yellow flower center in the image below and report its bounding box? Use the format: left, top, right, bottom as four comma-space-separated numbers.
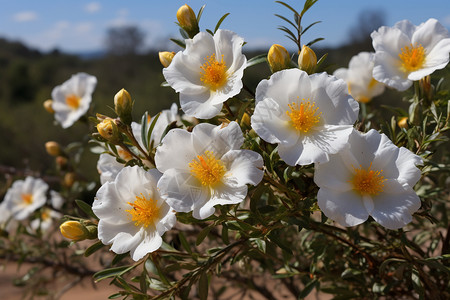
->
200, 54, 228, 91
398, 44, 426, 73
286, 101, 321, 133
189, 151, 226, 186
21, 193, 33, 205
126, 194, 160, 228
351, 164, 386, 196
66, 94, 81, 109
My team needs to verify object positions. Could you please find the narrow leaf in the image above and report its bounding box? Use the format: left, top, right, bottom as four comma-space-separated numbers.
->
302, 21, 321, 34
140, 111, 149, 151
196, 225, 213, 246
301, 0, 319, 17
276, 1, 299, 16
93, 266, 135, 282
274, 14, 298, 30
214, 13, 230, 33
196, 5, 206, 22
306, 37, 324, 47
84, 241, 105, 257
198, 272, 209, 300
170, 38, 186, 49
178, 231, 192, 254
75, 200, 98, 220
246, 54, 267, 68
278, 26, 297, 41
146, 112, 161, 149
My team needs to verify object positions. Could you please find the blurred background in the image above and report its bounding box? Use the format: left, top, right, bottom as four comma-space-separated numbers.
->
1, 0, 450, 190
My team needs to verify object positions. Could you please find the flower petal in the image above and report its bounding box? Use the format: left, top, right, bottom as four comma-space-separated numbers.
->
221, 150, 264, 186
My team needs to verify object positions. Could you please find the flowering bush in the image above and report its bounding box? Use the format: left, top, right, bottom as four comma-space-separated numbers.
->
1, 1, 449, 299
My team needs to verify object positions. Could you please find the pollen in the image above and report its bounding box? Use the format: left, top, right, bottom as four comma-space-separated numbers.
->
351, 164, 386, 196
286, 100, 321, 133
126, 194, 160, 228
189, 151, 226, 186
66, 94, 81, 109
21, 193, 33, 205
398, 43, 426, 73
200, 54, 228, 91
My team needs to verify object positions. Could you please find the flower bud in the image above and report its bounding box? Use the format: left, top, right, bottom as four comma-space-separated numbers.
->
56, 156, 68, 167
43, 99, 54, 114
420, 75, 433, 101
298, 45, 317, 74
114, 89, 133, 125
96, 118, 122, 144
60, 221, 97, 241
64, 172, 76, 188
159, 51, 175, 68
45, 141, 61, 156
177, 4, 199, 38
398, 117, 409, 129
240, 112, 251, 128
267, 44, 291, 73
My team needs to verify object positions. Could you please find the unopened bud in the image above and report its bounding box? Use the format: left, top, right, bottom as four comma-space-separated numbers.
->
64, 172, 76, 188
159, 51, 175, 68
96, 118, 122, 144
45, 141, 61, 156
56, 156, 68, 167
398, 117, 409, 129
298, 45, 317, 74
177, 4, 199, 38
267, 44, 291, 73
240, 112, 251, 128
60, 221, 97, 241
114, 89, 133, 125
420, 75, 433, 101
43, 99, 54, 114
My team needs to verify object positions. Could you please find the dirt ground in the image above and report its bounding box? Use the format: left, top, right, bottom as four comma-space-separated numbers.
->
1, 260, 330, 299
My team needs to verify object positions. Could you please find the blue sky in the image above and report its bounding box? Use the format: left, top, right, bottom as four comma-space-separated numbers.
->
1, 0, 449, 53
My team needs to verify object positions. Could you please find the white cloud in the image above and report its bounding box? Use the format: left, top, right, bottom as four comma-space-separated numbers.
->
85, 2, 101, 14
75, 22, 94, 34
13, 11, 38, 22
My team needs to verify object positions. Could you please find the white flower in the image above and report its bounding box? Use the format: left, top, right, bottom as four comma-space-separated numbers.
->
97, 104, 181, 184
3, 176, 48, 220
155, 121, 264, 219
51, 72, 97, 128
92, 166, 176, 261
30, 208, 62, 233
371, 18, 450, 91
314, 129, 422, 230
251, 69, 359, 166
163, 29, 246, 119
334, 52, 385, 103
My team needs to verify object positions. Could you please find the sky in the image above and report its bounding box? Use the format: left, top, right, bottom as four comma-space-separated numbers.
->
1, 0, 450, 54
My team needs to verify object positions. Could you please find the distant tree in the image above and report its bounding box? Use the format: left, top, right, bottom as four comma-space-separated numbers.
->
104, 26, 146, 56
347, 9, 386, 45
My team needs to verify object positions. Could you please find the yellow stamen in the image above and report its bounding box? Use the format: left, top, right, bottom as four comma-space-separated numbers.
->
21, 193, 33, 205
66, 94, 81, 109
189, 151, 226, 186
126, 194, 160, 228
351, 164, 386, 196
398, 44, 426, 73
286, 100, 321, 133
200, 54, 228, 91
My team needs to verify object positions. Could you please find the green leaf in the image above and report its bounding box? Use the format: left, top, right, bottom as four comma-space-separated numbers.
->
196, 5, 206, 22
246, 54, 267, 68
170, 38, 186, 48
178, 231, 192, 254
198, 272, 209, 300
221, 223, 230, 245
206, 29, 214, 35
302, 21, 321, 35
298, 279, 318, 298
93, 265, 136, 282
276, 1, 299, 16
84, 241, 105, 257
306, 37, 324, 47
301, 0, 319, 17
196, 225, 213, 246
75, 199, 98, 220
140, 111, 149, 150
274, 14, 298, 30
268, 229, 292, 255
112, 253, 129, 266
278, 26, 297, 41
214, 13, 230, 33
147, 112, 161, 148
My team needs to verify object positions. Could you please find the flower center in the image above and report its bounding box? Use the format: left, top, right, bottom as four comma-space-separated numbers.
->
66, 94, 81, 109
21, 193, 33, 205
126, 194, 160, 228
189, 151, 226, 186
351, 164, 386, 196
398, 44, 426, 73
286, 100, 321, 133
200, 54, 228, 91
